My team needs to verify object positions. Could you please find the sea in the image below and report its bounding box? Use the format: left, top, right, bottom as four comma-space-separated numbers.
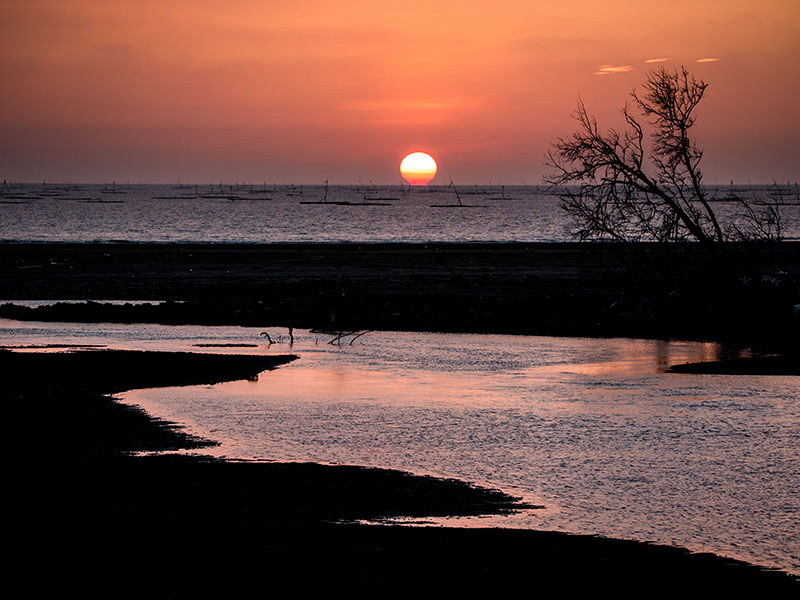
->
1, 182, 799, 242
1, 182, 799, 576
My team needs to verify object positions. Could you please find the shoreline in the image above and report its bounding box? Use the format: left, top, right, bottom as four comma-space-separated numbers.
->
6, 349, 798, 595
4, 241, 799, 593
3, 240, 797, 375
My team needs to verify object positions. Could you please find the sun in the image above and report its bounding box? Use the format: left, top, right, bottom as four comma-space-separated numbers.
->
400, 152, 437, 185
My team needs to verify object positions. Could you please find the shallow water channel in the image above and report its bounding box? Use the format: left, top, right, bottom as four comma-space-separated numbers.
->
2, 318, 798, 575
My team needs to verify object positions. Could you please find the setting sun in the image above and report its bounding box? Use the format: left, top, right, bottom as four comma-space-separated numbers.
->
400, 152, 438, 185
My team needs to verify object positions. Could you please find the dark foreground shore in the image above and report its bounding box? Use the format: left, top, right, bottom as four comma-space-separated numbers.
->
6, 349, 797, 597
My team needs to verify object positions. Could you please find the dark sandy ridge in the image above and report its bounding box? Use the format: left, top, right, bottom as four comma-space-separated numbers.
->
3, 241, 799, 375
2, 241, 799, 345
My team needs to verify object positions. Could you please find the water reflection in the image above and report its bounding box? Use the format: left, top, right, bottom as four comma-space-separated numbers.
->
123, 330, 800, 575
0, 318, 796, 576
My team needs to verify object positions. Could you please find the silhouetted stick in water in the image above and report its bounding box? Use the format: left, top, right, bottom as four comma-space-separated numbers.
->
327, 330, 372, 345
449, 178, 463, 206
348, 330, 372, 345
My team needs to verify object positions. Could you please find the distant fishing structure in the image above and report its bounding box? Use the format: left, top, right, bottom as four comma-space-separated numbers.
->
300, 179, 392, 205
299, 180, 329, 204
430, 178, 486, 208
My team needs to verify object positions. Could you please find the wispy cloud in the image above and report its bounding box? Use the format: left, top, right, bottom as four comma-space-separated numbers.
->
645, 57, 671, 63
594, 64, 635, 75
696, 57, 720, 63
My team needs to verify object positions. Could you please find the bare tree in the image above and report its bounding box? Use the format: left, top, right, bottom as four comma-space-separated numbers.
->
546, 67, 782, 244
726, 189, 785, 242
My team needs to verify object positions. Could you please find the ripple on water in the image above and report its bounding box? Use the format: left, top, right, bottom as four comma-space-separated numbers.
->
1, 320, 797, 575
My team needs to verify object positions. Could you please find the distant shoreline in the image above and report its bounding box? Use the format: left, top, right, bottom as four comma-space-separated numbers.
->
2, 241, 798, 347
2, 181, 796, 187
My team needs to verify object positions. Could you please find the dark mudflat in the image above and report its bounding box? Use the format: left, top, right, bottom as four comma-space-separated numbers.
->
1, 242, 798, 346
668, 353, 799, 375
5, 349, 797, 597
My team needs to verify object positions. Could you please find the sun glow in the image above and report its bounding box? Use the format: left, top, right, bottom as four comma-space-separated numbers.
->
400, 152, 438, 185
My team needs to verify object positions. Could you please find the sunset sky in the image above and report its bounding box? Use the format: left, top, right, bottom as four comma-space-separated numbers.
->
1, 0, 798, 184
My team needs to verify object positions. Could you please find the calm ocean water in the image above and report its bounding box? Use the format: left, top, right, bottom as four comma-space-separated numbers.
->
1, 183, 798, 242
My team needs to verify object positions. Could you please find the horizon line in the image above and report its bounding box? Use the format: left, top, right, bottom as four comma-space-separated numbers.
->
3, 180, 797, 187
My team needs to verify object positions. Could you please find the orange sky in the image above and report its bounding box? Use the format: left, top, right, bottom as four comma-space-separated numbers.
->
1, 0, 798, 183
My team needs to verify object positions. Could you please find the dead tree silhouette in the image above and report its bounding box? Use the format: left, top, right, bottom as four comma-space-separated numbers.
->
546, 66, 783, 243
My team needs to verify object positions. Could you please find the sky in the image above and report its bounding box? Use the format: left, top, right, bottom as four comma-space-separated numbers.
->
1, 0, 798, 184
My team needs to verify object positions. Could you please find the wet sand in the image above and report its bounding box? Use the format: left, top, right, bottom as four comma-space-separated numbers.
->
5, 349, 798, 596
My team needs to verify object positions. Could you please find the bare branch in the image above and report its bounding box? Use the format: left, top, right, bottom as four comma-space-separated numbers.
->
546, 66, 779, 244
